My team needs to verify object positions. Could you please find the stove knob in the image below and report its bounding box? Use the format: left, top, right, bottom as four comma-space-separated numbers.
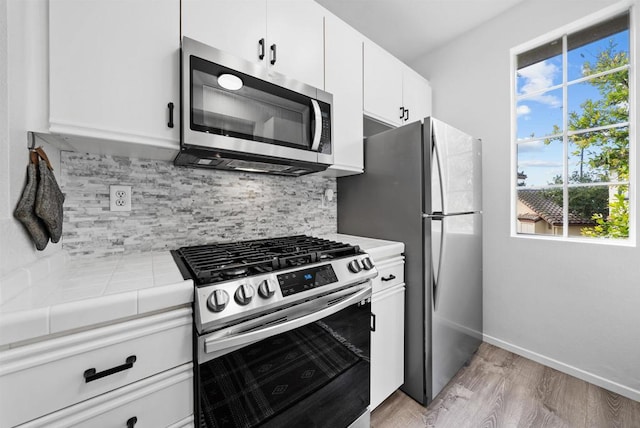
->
235, 284, 255, 306
258, 279, 276, 299
207, 289, 230, 313
362, 257, 374, 270
348, 259, 362, 273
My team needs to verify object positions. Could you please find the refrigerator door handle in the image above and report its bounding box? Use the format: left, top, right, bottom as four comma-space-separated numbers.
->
431, 216, 445, 311
431, 133, 447, 214
423, 212, 443, 220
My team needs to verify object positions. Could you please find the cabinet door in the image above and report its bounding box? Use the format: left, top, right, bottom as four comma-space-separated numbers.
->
363, 40, 403, 127
49, 0, 180, 151
370, 284, 405, 410
0, 309, 192, 428
323, 14, 363, 176
17, 364, 193, 428
402, 67, 432, 124
182, 0, 267, 64
267, 0, 325, 89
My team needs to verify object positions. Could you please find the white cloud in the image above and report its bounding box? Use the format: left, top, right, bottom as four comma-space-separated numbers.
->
518, 60, 561, 107
519, 160, 562, 168
517, 140, 545, 153
516, 105, 531, 116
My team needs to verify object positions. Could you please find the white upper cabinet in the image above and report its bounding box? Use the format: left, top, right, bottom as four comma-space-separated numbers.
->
364, 41, 404, 127
181, 0, 267, 66
402, 67, 432, 124
267, 0, 325, 89
322, 14, 364, 176
48, 0, 180, 160
182, 0, 325, 89
363, 39, 431, 128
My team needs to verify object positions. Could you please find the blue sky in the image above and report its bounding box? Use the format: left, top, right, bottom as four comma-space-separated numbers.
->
516, 30, 629, 187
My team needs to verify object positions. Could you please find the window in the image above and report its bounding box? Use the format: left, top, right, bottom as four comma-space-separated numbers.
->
513, 10, 632, 241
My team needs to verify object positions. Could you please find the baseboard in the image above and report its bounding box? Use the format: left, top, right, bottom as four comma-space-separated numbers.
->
483, 334, 640, 402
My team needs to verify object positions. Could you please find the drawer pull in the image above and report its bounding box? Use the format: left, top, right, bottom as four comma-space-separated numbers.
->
83, 355, 137, 383
381, 274, 396, 282
167, 102, 174, 128
127, 416, 138, 428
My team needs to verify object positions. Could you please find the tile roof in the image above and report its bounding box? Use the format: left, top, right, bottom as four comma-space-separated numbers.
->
518, 189, 594, 226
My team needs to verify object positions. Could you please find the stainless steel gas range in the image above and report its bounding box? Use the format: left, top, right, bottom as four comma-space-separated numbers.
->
171, 235, 377, 428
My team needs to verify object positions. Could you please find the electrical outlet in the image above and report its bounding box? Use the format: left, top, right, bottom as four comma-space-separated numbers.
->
110, 185, 132, 212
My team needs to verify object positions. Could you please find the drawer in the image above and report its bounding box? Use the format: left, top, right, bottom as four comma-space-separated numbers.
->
168, 415, 195, 428
0, 308, 192, 428
18, 363, 194, 428
371, 257, 404, 294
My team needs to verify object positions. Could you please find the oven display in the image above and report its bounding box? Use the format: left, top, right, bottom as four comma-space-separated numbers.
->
277, 264, 338, 296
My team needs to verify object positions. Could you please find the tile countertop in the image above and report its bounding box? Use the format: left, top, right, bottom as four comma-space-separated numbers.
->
0, 234, 399, 348
322, 233, 405, 262
0, 251, 193, 347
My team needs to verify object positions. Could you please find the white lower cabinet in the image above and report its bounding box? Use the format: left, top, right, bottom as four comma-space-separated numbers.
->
0, 308, 193, 428
371, 283, 405, 410
19, 364, 193, 428
369, 253, 406, 411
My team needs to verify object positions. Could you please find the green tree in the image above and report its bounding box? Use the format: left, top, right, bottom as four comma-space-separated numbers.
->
582, 191, 629, 238
542, 172, 609, 222
546, 40, 630, 238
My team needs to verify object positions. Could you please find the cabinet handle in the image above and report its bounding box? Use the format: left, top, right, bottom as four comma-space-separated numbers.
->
126, 416, 138, 428
371, 312, 376, 332
399, 106, 405, 119
167, 102, 174, 128
404, 108, 409, 122
258, 38, 265, 60
381, 274, 396, 282
270, 44, 277, 65
83, 355, 137, 383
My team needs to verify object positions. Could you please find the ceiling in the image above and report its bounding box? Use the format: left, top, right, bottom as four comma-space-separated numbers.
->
315, 0, 525, 64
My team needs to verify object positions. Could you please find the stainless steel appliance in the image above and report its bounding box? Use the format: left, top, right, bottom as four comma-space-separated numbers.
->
176, 37, 333, 176
171, 235, 376, 427
337, 117, 483, 404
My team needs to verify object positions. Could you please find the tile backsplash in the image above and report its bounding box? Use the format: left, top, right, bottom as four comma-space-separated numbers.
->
60, 152, 337, 257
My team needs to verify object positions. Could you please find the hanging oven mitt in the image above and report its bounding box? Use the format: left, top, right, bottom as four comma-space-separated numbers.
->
34, 147, 65, 243
14, 152, 50, 250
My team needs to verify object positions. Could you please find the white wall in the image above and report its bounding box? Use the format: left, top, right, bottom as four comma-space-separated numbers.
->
1, 0, 61, 278
413, 0, 640, 400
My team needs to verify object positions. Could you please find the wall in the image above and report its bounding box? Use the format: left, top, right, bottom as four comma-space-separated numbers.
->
0, 0, 62, 278
61, 152, 337, 258
412, 0, 640, 400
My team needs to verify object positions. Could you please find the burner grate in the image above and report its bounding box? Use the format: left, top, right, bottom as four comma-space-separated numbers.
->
173, 235, 361, 285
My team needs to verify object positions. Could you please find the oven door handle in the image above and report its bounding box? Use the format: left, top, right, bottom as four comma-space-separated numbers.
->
203, 286, 371, 358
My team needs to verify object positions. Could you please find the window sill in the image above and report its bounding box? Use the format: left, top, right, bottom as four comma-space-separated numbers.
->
510, 232, 636, 247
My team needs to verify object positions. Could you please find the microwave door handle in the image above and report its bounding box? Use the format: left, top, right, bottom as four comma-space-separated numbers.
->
310, 99, 322, 152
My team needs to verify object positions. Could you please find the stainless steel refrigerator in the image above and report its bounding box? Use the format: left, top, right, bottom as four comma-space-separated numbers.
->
337, 117, 482, 405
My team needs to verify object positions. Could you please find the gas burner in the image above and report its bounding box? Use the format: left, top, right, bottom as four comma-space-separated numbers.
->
221, 267, 249, 278
171, 235, 363, 286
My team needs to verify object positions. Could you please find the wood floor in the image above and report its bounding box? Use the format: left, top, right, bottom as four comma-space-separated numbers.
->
371, 343, 640, 428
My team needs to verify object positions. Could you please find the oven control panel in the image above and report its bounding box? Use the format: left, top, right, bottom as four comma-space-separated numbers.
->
194, 254, 377, 334
277, 264, 338, 297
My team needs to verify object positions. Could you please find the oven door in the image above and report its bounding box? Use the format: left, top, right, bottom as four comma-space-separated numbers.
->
195, 284, 371, 428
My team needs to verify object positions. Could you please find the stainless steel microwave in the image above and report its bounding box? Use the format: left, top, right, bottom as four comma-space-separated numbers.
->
175, 37, 333, 176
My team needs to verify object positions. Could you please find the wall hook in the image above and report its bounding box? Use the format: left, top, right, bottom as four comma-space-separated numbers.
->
27, 131, 36, 151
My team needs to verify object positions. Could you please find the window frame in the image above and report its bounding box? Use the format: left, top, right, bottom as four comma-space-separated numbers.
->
510, 2, 636, 246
